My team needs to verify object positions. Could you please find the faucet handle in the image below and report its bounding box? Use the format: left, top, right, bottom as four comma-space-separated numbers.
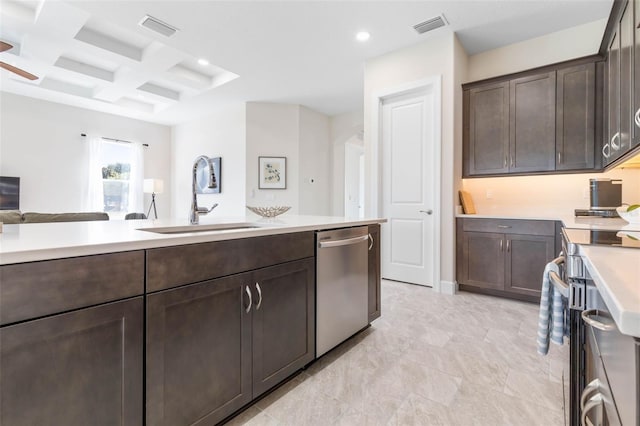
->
207, 203, 219, 213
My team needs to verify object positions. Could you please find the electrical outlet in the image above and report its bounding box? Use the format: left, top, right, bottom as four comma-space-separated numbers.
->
486, 189, 493, 199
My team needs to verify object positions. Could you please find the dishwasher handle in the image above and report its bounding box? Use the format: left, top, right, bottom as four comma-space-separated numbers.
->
318, 234, 369, 249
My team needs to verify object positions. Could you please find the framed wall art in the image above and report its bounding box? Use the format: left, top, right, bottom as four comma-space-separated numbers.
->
258, 156, 286, 189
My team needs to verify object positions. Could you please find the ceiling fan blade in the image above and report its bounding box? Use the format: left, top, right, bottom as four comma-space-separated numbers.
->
0, 61, 38, 80
0, 41, 13, 52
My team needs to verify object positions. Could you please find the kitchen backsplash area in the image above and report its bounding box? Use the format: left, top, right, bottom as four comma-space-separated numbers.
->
461, 167, 640, 216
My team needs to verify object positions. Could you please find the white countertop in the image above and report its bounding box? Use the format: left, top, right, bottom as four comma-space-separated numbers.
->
579, 245, 640, 337
457, 209, 640, 337
457, 210, 640, 232
0, 215, 386, 265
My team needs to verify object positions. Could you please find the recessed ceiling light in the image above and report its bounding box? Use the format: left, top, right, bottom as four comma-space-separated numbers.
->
197, 58, 209, 66
356, 31, 370, 42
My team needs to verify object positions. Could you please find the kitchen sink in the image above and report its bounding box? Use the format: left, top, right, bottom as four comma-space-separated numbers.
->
138, 223, 262, 234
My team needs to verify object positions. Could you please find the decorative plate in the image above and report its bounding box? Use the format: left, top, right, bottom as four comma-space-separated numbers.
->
246, 205, 291, 218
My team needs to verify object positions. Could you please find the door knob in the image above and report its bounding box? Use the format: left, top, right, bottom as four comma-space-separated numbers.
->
419, 209, 433, 215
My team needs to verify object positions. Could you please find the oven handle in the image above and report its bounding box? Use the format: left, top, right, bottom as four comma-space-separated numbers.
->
581, 393, 603, 426
580, 379, 602, 410
548, 256, 568, 292
581, 309, 616, 331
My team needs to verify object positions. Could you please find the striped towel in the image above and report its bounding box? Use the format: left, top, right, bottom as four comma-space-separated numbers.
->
537, 261, 568, 355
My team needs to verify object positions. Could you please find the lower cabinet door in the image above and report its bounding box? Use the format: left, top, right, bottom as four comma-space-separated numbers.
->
0, 297, 143, 426
146, 273, 252, 426
461, 231, 505, 290
505, 234, 555, 297
251, 258, 315, 398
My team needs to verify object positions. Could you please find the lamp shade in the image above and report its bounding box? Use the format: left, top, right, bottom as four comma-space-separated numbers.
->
143, 178, 164, 194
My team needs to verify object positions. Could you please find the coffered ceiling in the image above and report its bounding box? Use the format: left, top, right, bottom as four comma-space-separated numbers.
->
0, 1, 613, 125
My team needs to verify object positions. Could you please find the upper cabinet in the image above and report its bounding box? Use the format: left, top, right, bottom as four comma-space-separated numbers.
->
466, 82, 509, 175
557, 63, 596, 170
463, 60, 600, 177
509, 72, 556, 173
603, 0, 640, 166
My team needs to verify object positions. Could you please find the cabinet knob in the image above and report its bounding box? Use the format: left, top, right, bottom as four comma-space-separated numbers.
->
611, 132, 621, 150
602, 143, 611, 159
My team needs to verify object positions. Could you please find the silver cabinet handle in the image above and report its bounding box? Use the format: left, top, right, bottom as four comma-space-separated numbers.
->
510, 155, 514, 167
255, 282, 262, 310
497, 225, 511, 229
611, 132, 621, 150
368, 233, 373, 251
580, 379, 602, 411
506, 240, 510, 252
500, 240, 503, 251
558, 152, 562, 165
244, 285, 252, 313
581, 309, 615, 331
419, 209, 433, 215
581, 393, 603, 426
504, 156, 507, 168
635, 108, 640, 128
319, 234, 368, 248
602, 143, 610, 159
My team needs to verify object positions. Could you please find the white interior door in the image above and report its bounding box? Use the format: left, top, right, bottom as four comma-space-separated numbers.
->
381, 87, 437, 286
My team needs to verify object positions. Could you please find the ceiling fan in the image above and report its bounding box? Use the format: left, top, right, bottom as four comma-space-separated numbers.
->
0, 41, 38, 81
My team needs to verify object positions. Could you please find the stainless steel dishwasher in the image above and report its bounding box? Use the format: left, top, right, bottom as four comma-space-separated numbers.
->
316, 226, 369, 357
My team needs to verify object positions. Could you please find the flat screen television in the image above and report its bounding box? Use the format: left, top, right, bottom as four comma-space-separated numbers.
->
0, 176, 20, 210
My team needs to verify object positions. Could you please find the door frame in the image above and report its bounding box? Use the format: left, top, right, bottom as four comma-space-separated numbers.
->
369, 76, 442, 292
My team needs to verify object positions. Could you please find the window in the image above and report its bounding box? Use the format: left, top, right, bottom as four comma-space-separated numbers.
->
85, 137, 144, 219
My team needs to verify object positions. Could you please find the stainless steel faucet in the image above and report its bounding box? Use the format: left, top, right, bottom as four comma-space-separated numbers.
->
190, 155, 219, 224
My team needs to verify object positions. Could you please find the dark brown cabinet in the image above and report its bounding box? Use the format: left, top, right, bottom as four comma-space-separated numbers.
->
368, 224, 381, 322
509, 72, 556, 173
466, 82, 510, 175
146, 258, 315, 426
463, 59, 601, 177
0, 297, 144, 426
603, 0, 640, 166
0, 252, 145, 426
146, 273, 252, 426
556, 63, 596, 170
456, 218, 557, 302
252, 259, 315, 398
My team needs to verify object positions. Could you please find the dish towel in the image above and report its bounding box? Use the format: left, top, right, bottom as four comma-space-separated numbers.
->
537, 261, 568, 355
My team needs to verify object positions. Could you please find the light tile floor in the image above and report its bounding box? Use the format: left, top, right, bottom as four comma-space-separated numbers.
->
225, 280, 568, 426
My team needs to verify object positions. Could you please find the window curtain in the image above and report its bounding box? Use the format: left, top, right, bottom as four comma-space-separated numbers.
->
128, 142, 144, 214
84, 135, 104, 212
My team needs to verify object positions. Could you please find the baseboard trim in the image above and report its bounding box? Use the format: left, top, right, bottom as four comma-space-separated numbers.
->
440, 280, 458, 295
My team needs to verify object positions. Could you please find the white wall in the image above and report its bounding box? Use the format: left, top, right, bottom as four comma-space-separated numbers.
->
467, 19, 607, 82
172, 102, 246, 218
330, 110, 364, 216
298, 106, 331, 215
364, 31, 461, 288
0, 92, 172, 216
245, 102, 300, 213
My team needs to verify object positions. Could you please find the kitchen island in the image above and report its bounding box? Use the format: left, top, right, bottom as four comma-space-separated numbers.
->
0, 215, 385, 426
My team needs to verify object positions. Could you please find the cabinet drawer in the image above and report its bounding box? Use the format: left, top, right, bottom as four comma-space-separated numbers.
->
0, 251, 145, 326
461, 218, 555, 236
146, 232, 315, 292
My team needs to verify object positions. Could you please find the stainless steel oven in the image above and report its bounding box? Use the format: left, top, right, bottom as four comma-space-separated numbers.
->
559, 227, 638, 426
